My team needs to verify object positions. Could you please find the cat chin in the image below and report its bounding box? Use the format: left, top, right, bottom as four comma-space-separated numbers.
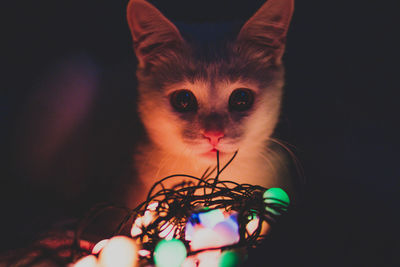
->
196, 149, 239, 165
200, 149, 219, 160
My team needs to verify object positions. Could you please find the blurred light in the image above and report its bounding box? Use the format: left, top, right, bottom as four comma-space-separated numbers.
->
142, 210, 154, 226
73, 255, 98, 267
212, 221, 239, 246
185, 220, 194, 241
130, 223, 142, 237
263, 188, 290, 215
246, 215, 259, 235
197, 250, 221, 267
218, 250, 241, 267
92, 239, 109, 254
98, 236, 138, 267
181, 256, 197, 267
187, 209, 239, 251
131, 216, 143, 238
190, 227, 217, 250
154, 239, 187, 267
131, 207, 157, 238
158, 222, 176, 240
198, 209, 224, 228
138, 249, 151, 257
147, 202, 159, 211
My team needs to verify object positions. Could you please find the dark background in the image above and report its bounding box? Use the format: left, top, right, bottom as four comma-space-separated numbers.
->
2, 0, 399, 266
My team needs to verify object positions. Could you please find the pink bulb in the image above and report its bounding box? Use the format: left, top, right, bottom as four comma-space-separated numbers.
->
197, 251, 221, 267
212, 221, 240, 246
181, 257, 198, 267
190, 228, 217, 250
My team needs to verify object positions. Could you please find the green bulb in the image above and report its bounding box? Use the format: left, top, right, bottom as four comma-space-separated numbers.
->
154, 239, 187, 267
219, 250, 241, 267
247, 209, 258, 220
263, 188, 290, 215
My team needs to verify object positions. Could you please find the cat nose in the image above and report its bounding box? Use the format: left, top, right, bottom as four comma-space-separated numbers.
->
203, 131, 224, 146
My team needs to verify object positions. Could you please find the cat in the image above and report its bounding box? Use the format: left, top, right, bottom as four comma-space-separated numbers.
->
125, 0, 295, 206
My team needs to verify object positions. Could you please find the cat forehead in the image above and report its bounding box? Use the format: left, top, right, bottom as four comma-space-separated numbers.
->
140, 44, 279, 93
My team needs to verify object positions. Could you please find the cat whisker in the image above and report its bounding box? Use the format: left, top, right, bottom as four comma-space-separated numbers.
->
257, 149, 279, 179
170, 148, 186, 174
154, 151, 173, 181
268, 137, 305, 183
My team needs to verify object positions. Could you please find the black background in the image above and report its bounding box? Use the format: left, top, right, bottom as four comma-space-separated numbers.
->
2, 0, 399, 266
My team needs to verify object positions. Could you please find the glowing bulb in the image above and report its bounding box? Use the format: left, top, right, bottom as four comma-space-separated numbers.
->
212, 221, 239, 246
246, 215, 259, 235
159, 222, 176, 240
263, 188, 290, 215
142, 210, 154, 226
154, 239, 187, 267
138, 249, 151, 257
187, 209, 240, 250
198, 209, 225, 228
197, 250, 221, 267
246, 215, 270, 237
133, 217, 143, 227
190, 227, 217, 250
92, 239, 109, 254
185, 221, 194, 241
181, 257, 197, 267
218, 250, 241, 267
147, 201, 159, 211
98, 236, 138, 267
130, 224, 142, 237
73, 255, 98, 267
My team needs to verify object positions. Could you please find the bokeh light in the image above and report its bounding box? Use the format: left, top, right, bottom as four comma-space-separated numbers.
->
154, 239, 187, 267
263, 188, 290, 215
219, 250, 241, 267
98, 236, 138, 267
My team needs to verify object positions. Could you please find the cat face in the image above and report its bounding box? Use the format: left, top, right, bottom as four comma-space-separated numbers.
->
127, 0, 293, 162
137, 56, 283, 162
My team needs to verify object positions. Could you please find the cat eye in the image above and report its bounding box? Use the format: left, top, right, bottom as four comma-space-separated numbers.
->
170, 89, 198, 112
229, 89, 254, 112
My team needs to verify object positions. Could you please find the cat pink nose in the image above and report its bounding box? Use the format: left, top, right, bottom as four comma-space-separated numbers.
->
203, 131, 224, 146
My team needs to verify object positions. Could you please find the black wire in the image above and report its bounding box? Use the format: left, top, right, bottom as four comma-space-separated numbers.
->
30, 149, 289, 265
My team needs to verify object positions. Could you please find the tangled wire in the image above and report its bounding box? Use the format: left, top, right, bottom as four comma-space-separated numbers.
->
76, 151, 290, 265
2, 151, 289, 266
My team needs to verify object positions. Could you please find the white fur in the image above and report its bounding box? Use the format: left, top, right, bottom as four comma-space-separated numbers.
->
127, 79, 289, 206
125, 0, 295, 206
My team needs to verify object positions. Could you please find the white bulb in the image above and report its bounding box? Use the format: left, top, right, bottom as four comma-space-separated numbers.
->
92, 239, 109, 254
246, 216, 260, 235
98, 236, 138, 267
181, 257, 197, 267
158, 222, 176, 240
73, 255, 98, 267
197, 251, 221, 267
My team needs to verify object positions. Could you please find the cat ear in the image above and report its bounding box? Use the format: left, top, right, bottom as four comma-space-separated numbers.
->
127, 0, 184, 67
237, 0, 294, 64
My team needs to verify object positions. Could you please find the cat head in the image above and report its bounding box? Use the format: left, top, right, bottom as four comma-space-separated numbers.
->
127, 0, 294, 162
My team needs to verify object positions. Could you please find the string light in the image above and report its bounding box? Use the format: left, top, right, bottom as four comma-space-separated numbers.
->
4, 151, 290, 266
104, 151, 291, 266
